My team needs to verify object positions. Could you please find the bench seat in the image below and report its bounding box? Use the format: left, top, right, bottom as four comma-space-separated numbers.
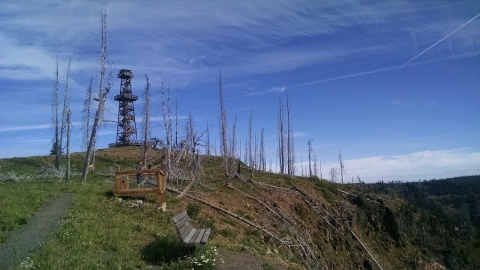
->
172, 211, 211, 247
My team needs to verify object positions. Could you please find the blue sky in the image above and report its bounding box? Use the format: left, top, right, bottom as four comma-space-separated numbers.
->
1, 0, 479, 182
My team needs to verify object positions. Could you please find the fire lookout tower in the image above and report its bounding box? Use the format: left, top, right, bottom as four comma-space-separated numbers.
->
110, 69, 142, 147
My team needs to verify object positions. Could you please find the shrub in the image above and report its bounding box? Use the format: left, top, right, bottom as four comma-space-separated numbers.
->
0, 171, 31, 183
187, 203, 201, 218
321, 188, 336, 203
218, 228, 235, 238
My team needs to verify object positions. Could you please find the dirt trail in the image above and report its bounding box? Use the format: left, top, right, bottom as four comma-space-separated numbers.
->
0, 193, 73, 270
216, 250, 288, 270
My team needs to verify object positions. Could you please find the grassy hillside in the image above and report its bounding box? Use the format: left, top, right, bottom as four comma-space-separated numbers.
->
1, 147, 479, 269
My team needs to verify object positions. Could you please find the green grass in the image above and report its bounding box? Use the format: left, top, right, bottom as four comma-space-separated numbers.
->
7, 178, 219, 269
8, 147, 472, 269
0, 146, 226, 269
0, 182, 59, 242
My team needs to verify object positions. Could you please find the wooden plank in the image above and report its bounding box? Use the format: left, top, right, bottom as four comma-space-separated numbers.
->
187, 229, 201, 247
194, 229, 206, 246
183, 228, 197, 245
201, 228, 211, 244
180, 223, 193, 240
175, 215, 189, 230
178, 220, 191, 234
172, 211, 188, 223
172, 212, 211, 246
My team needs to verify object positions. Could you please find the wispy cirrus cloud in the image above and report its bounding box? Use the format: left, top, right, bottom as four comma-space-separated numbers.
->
0, 124, 51, 132
2, 0, 479, 87
293, 131, 307, 138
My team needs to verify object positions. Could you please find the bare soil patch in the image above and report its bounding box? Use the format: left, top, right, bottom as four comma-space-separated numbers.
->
216, 249, 288, 270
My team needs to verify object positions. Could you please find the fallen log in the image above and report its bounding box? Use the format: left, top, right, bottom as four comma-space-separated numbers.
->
166, 185, 292, 245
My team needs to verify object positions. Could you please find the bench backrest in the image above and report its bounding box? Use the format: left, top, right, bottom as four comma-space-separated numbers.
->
172, 211, 211, 247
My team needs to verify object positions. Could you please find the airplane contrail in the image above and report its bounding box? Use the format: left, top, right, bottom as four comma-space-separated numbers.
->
182, 52, 478, 109
182, 59, 436, 108
383, 12, 480, 79
286, 57, 443, 89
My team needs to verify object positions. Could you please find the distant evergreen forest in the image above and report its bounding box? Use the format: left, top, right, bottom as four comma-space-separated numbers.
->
366, 175, 480, 269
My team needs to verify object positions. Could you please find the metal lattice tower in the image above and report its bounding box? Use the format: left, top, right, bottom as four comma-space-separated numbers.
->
112, 69, 141, 147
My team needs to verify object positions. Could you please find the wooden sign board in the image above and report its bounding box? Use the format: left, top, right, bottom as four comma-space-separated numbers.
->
114, 168, 166, 206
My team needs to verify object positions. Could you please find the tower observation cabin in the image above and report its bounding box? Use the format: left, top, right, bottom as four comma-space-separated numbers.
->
110, 69, 142, 147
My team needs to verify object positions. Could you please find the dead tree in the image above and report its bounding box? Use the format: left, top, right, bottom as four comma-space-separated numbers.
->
65, 109, 71, 182
243, 138, 248, 164
286, 93, 295, 175
313, 150, 318, 177
59, 58, 71, 165
277, 97, 286, 174
175, 87, 179, 148
259, 127, 266, 171
330, 167, 337, 183
218, 69, 229, 183
161, 78, 172, 179
338, 148, 345, 184
206, 118, 211, 155
81, 11, 109, 183
142, 75, 151, 165
82, 75, 93, 151
319, 160, 323, 180
254, 133, 258, 170
308, 139, 313, 177
52, 55, 60, 169
248, 109, 253, 168
300, 155, 304, 176
229, 115, 238, 176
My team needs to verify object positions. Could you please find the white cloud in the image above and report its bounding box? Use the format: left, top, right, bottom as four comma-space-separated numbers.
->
293, 131, 307, 138
0, 124, 51, 132
318, 149, 480, 183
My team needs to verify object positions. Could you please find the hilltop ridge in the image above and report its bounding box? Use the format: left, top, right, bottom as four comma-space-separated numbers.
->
0, 146, 479, 269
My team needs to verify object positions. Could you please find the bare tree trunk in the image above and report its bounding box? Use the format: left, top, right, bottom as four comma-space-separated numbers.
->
338, 147, 345, 184
65, 109, 71, 182
277, 97, 285, 174
82, 87, 110, 183
259, 127, 265, 171
186, 111, 193, 155
244, 138, 248, 164
82, 76, 93, 151
142, 75, 151, 165
206, 118, 211, 155
320, 160, 323, 180
287, 93, 294, 175
308, 139, 313, 177
300, 155, 304, 176
239, 139, 242, 168
254, 133, 258, 170
248, 109, 253, 168
59, 58, 71, 169
81, 11, 108, 183
218, 69, 229, 184
52, 55, 60, 169
161, 79, 172, 180
330, 167, 337, 182
313, 150, 318, 177
229, 115, 237, 176
175, 87, 179, 148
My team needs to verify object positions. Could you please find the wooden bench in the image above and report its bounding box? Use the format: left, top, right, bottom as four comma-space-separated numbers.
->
172, 211, 211, 247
